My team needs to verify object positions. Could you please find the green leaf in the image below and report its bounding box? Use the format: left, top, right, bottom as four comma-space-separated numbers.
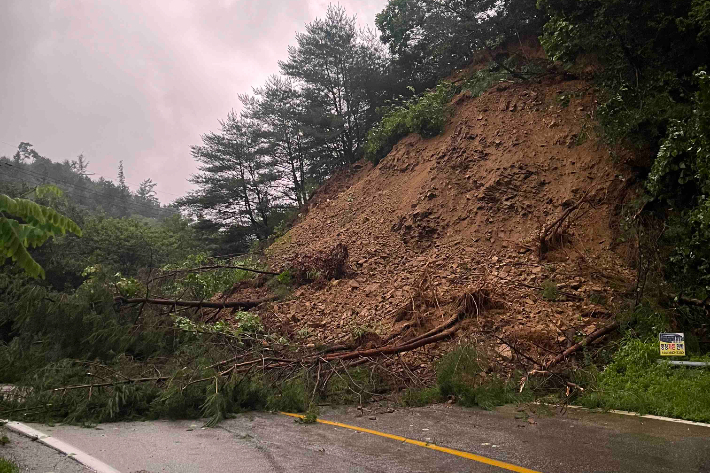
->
0, 192, 83, 278
0, 216, 45, 278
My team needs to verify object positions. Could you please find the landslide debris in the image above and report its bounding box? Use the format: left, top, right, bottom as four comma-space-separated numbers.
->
225, 73, 636, 377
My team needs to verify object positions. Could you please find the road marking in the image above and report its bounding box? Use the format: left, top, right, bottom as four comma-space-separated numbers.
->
280, 412, 542, 473
2, 421, 122, 473
542, 404, 710, 428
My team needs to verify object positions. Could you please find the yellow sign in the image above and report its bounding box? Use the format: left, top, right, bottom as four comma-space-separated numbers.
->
659, 333, 685, 356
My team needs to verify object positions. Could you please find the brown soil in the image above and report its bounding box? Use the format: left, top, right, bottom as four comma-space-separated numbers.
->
227, 74, 637, 376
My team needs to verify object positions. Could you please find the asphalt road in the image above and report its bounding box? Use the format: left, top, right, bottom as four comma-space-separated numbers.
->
23, 405, 710, 473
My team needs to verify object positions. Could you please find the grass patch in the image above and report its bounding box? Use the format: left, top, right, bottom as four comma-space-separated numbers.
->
294, 408, 318, 425
541, 280, 560, 301
0, 459, 18, 473
401, 386, 442, 407
578, 338, 710, 422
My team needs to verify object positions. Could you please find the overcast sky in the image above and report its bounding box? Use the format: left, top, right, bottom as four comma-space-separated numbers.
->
0, 0, 386, 202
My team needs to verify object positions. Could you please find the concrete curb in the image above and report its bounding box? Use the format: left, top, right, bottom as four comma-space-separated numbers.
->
553, 405, 710, 428
2, 420, 121, 473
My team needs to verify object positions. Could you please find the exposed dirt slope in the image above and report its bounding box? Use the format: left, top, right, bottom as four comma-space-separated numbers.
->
255, 75, 635, 372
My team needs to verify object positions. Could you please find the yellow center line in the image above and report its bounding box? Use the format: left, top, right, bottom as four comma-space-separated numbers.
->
280, 412, 542, 473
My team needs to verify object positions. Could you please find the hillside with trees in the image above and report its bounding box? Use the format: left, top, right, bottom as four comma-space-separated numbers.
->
1, 0, 710, 427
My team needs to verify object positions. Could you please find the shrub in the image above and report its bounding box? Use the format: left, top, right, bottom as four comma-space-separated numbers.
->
541, 280, 560, 301
401, 386, 442, 407
365, 82, 455, 164
365, 67, 515, 165
579, 338, 710, 422
414, 346, 534, 409
647, 70, 710, 295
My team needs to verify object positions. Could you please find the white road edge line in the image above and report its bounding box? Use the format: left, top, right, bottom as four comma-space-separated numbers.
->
2, 420, 122, 473
547, 404, 710, 428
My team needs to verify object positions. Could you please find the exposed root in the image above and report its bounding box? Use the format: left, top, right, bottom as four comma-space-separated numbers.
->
539, 186, 597, 257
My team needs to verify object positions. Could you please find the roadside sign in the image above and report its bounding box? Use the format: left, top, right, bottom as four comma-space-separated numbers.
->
659, 333, 685, 356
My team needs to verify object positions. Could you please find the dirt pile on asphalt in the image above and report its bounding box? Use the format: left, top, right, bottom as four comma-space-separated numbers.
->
234, 74, 636, 375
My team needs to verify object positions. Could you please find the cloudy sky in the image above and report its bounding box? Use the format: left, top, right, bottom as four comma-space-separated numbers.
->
0, 0, 386, 202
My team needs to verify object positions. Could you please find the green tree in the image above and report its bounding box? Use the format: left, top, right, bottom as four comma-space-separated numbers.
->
280, 5, 390, 164
538, 0, 710, 294
538, 0, 709, 146
179, 112, 279, 242
242, 76, 317, 208
376, 0, 543, 88
647, 70, 710, 292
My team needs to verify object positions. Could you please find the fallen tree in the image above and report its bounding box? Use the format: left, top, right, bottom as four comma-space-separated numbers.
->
148, 265, 281, 284
114, 295, 277, 309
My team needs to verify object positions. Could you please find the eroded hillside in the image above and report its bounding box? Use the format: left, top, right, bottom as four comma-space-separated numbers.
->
239, 74, 636, 375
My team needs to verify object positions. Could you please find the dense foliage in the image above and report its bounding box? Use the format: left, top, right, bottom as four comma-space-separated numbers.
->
538, 0, 710, 296
376, 0, 544, 87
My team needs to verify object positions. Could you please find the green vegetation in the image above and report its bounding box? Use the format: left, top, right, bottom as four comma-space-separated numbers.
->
364, 82, 449, 164
578, 338, 710, 422
325, 367, 386, 405
402, 346, 535, 409
365, 68, 515, 164
3, 0, 710, 427
538, 0, 710, 299
1, 187, 81, 278
0, 458, 19, 473
294, 409, 319, 425
647, 71, 710, 292
541, 280, 560, 302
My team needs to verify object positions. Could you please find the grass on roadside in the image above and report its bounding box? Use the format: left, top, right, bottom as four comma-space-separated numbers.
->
576, 338, 710, 422
0, 458, 19, 473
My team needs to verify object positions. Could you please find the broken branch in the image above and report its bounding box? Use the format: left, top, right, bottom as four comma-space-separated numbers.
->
542, 321, 620, 370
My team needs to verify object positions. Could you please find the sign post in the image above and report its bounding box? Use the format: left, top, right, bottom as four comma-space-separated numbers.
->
659, 333, 685, 356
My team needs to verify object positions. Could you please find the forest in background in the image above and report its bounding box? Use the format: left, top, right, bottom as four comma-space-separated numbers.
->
2, 0, 710, 424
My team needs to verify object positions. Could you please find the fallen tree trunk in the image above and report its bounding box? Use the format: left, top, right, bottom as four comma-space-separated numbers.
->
114, 296, 277, 309
543, 321, 620, 370
149, 265, 281, 283
324, 323, 461, 362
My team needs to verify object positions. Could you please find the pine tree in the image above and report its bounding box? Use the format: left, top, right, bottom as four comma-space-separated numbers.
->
116, 161, 130, 217
280, 5, 389, 164
178, 112, 279, 241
